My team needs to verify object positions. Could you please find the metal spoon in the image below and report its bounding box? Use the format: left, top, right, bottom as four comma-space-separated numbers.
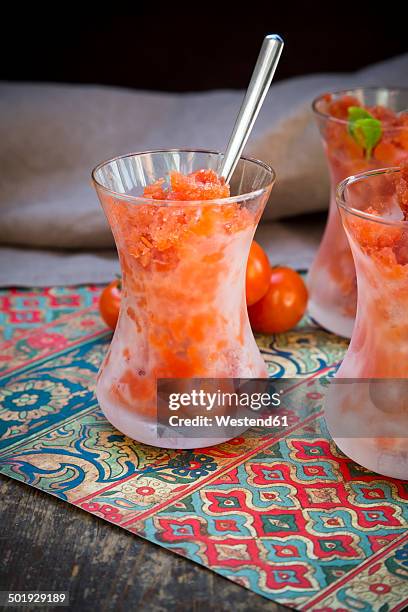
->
220, 34, 284, 184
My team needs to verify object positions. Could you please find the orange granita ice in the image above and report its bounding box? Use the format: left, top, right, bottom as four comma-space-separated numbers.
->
396, 161, 408, 219
336, 166, 408, 398
143, 169, 230, 200
308, 90, 408, 339
345, 164, 408, 271
97, 167, 268, 422
105, 169, 255, 271
320, 94, 408, 166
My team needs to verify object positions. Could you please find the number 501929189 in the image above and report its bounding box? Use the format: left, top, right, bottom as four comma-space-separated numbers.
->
0, 591, 69, 607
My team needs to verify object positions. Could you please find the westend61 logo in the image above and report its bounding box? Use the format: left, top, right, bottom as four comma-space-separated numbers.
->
157, 377, 408, 441
157, 379, 289, 438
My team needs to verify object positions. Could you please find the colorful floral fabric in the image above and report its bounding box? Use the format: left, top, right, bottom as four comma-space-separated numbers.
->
0, 286, 407, 611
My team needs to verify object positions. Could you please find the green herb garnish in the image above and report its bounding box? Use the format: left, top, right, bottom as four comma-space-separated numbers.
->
347, 106, 382, 160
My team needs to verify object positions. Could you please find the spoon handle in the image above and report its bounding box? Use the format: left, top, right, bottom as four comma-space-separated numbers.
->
220, 34, 284, 183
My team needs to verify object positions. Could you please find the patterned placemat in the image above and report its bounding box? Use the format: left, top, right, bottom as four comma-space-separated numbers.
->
1, 286, 407, 611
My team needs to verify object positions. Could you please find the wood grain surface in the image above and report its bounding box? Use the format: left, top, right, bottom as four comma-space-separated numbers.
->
0, 474, 289, 612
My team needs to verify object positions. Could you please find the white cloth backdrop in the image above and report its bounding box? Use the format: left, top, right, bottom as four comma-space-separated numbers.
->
0, 53, 407, 285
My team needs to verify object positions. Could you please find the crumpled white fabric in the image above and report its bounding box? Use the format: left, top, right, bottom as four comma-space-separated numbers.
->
0, 53, 406, 285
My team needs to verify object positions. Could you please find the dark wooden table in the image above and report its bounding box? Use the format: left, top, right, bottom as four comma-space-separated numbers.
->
0, 474, 289, 612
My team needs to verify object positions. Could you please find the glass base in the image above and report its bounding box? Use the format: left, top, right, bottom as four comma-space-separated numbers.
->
332, 436, 408, 480
308, 298, 354, 339
98, 395, 248, 449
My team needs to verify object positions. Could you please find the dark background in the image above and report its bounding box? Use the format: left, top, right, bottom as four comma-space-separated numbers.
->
0, 9, 406, 91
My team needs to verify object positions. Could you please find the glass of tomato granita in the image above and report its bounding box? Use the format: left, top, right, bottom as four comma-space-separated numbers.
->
308, 88, 408, 338
324, 166, 408, 479
92, 149, 275, 448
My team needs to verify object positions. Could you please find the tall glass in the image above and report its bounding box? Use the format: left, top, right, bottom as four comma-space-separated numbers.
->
325, 167, 408, 479
308, 88, 408, 338
92, 150, 275, 448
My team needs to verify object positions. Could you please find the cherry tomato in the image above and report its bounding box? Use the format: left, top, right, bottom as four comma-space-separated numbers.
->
99, 279, 121, 330
246, 241, 271, 306
248, 267, 308, 333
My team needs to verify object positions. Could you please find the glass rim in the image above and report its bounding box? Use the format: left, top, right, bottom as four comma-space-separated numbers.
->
312, 86, 408, 128
336, 166, 407, 227
91, 148, 276, 206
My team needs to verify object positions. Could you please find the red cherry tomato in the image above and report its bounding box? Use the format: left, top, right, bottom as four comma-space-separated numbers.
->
99, 280, 121, 330
246, 241, 271, 306
248, 267, 308, 333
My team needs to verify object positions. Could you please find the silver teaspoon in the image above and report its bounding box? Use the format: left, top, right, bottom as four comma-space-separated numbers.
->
220, 34, 284, 184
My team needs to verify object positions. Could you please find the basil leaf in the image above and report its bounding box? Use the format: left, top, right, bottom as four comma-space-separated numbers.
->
348, 106, 373, 126
352, 118, 382, 159
347, 106, 382, 159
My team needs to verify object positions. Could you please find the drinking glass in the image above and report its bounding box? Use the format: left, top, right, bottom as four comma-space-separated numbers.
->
92, 149, 275, 448
308, 88, 408, 338
325, 167, 408, 479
